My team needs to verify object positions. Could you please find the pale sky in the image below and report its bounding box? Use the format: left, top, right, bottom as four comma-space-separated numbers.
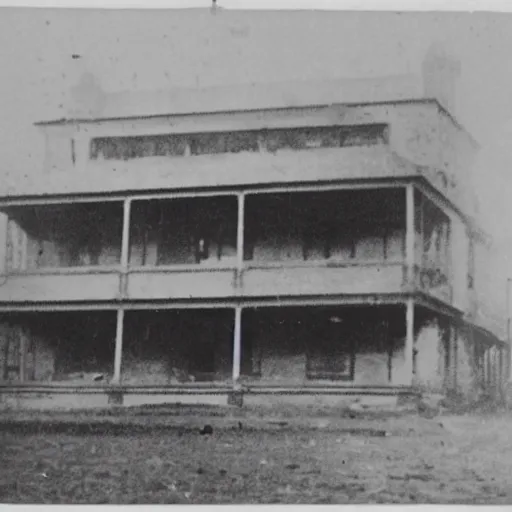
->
0, 5, 512, 268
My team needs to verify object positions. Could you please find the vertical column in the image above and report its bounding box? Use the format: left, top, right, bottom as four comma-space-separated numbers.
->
452, 324, 458, 391
236, 193, 245, 287
405, 298, 415, 385
0, 212, 8, 276
418, 193, 425, 271
442, 319, 451, 389
112, 199, 131, 387
492, 347, 498, 389
499, 346, 504, 387
445, 218, 453, 302
119, 199, 132, 297
9, 220, 20, 271
490, 347, 494, 389
232, 307, 242, 385
20, 230, 28, 271
233, 194, 245, 402
486, 348, 491, 389
112, 308, 125, 384
121, 199, 132, 268
405, 184, 416, 289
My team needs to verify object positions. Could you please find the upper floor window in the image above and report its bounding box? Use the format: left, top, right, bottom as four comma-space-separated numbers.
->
263, 125, 387, 152
90, 134, 188, 160
189, 131, 259, 155
89, 123, 389, 162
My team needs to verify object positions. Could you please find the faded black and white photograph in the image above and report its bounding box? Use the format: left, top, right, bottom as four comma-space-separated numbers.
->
0, 0, 511, 505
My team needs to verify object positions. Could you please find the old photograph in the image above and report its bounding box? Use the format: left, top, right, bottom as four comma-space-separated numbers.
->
0, 0, 511, 505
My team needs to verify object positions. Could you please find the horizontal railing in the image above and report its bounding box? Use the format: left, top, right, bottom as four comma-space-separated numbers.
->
0, 260, 411, 303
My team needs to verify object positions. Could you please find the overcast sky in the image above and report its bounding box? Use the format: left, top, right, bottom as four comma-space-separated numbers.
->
0, 5, 512, 269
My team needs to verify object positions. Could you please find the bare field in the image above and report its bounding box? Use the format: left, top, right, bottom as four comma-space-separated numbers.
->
1, 412, 511, 504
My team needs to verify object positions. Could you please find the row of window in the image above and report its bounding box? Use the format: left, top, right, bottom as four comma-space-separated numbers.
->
89, 124, 389, 161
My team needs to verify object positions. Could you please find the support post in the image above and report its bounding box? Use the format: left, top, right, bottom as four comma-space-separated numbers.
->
121, 199, 131, 268
499, 346, 504, 386
452, 324, 458, 391
405, 298, 414, 385
489, 347, 493, 388
232, 307, 242, 384
499, 346, 507, 403
9, 221, 20, 270
441, 318, 451, 390
20, 230, 28, 271
419, 192, 425, 268
236, 193, 245, 287
0, 212, 7, 277
446, 220, 453, 302
405, 184, 416, 289
494, 347, 499, 389
119, 199, 132, 297
112, 308, 125, 385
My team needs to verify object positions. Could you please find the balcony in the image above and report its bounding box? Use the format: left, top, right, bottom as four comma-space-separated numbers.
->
0, 187, 453, 305
241, 189, 406, 297
0, 202, 123, 303
413, 190, 453, 303
126, 195, 238, 300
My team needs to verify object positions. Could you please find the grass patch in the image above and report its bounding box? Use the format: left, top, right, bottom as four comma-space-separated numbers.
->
2, 413, 512, 504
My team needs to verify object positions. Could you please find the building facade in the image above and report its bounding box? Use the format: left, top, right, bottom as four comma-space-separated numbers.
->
0, 69, 508, 409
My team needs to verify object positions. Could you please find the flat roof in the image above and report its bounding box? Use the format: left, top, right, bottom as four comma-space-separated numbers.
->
34, 97, 479, 149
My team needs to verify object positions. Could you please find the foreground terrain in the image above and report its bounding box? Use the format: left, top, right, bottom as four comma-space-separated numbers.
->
1, 409, 511, 504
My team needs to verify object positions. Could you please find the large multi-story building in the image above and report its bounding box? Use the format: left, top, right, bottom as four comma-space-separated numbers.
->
0, 33, 508, 409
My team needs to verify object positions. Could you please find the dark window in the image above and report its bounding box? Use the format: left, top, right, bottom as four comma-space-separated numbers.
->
340, 124, 388, 147
306, 351, 354, 381
225, 131, 259, 153
189, 131, 259, 156
153, 135, 188, 157
305, 319, 355, 381
90, 123, 388, 161
90, 134, 188, 160
265, 128, 308, 152
189, 133, 227, 155
264, 124, 388, 153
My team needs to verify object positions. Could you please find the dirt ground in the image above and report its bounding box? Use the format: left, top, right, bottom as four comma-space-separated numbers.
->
1, 411, 512, 504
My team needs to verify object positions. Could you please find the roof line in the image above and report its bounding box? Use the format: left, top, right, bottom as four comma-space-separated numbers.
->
0, 175, 406, 204
34, 98, 435, 126
466, 321, 506, 346
28, 97, 433, 124
434, 101, 480, 150
34, 96, 479, 148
